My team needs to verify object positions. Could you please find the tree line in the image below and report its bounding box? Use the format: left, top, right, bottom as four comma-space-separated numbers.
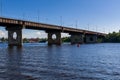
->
104, 31, 120, 43
0, 37, 71, 43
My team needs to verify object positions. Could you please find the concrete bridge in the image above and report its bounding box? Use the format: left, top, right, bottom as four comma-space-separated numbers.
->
0, 17, 106, 47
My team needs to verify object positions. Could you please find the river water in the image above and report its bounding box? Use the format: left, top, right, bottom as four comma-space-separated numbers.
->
0, 43, 120, 80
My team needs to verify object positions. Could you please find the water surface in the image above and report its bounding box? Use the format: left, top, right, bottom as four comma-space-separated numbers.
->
0, 43, 120, 80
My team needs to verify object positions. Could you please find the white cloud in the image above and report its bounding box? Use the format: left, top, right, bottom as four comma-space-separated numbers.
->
36, 31, 47, 38
36, 32, 41, 35
0, 30, 7, 38
0, 30, 5, 36
61, 33, 70, 38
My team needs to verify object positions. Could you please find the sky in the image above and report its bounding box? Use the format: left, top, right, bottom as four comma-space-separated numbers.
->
0, 0, 120, 38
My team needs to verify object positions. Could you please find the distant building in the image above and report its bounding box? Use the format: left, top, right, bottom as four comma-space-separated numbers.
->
29, 38, 39, 43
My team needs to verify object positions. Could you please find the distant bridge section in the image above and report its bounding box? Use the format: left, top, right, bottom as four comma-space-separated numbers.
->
0, 17, 106, 46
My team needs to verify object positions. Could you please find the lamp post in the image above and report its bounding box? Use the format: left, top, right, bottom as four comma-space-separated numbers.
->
0, 0, 2, 16
60, 16, 63, 27
87, 24, 89, 30
37, 10, 40, 22
75, 20, 78, 29
96, 25, 98, 32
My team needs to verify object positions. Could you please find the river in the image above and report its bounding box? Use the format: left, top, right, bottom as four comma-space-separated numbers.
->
0, 43, 120, 80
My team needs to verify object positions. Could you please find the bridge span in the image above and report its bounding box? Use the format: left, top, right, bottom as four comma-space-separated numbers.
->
0, 17, 106, 47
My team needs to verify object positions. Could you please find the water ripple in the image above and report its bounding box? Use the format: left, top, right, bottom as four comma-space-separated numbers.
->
0, 43, 120, 80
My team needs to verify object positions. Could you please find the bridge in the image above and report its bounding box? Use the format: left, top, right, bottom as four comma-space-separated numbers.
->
0, 17, 106, 47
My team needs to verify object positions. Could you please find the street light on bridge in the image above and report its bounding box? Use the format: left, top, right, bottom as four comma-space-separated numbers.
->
75, 20, 78, 29
60, 16, 63, 27
0, 0, 3, 16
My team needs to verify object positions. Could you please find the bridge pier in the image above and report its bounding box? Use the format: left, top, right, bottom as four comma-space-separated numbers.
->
6, 26, 23, 47
85, 34, 97, 43
46, 31, 61, 45
70, 33, 84, 44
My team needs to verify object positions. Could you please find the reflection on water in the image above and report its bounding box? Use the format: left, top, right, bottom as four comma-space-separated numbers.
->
6, 47, 22, 80
0, 47, 36, 80
0, 43, 120, 80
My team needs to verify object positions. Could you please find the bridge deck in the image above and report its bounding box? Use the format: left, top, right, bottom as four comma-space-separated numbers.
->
0, 17, 106, 36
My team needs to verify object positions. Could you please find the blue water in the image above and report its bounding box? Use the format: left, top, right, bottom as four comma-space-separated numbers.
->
0, 43, 120, 80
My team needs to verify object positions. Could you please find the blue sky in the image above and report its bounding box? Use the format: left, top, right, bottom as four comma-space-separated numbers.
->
0, 0, 120, 38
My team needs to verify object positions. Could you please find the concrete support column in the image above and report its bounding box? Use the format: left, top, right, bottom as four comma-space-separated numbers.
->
85, 34, 97, 43
70, 34, 84, 44
6, 26, 23, 47
46, 31, 61, 45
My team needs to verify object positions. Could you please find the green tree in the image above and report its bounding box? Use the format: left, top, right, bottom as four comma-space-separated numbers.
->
1, 37, 5, 42
62, 37, 70, 42
104, 31, 120, 43
23, 38, 29, 43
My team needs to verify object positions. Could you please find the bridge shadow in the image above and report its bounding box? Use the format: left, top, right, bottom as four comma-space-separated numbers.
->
5, 47, 37, 80
6, 47, 23, 80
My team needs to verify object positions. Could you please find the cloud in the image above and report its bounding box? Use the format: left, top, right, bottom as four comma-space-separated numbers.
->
61, 33, 70, 38
0, 30, 7, 38
36, 31, 47, 38
0, 30, 5, 35
36, 32, 41, 35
